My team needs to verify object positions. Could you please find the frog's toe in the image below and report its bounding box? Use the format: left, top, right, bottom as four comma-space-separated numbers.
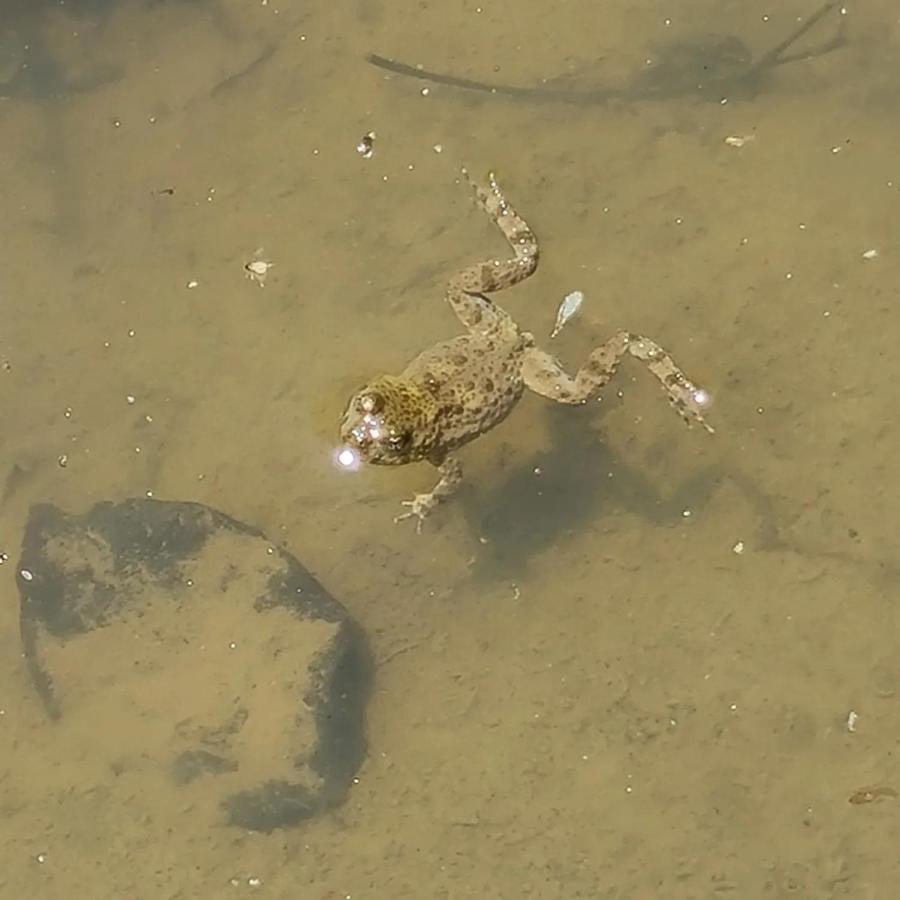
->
394, 494, 437, 533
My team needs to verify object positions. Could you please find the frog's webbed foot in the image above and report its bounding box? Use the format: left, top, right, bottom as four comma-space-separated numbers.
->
394, 493, 439, 534
522, 332, 714, 433
392, 456, 463, 532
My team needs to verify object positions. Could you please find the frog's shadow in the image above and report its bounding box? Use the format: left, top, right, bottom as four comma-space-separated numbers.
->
459, 401, 766, 583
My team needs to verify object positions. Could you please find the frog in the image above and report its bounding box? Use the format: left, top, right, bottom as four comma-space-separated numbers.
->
339, 169, 713, 531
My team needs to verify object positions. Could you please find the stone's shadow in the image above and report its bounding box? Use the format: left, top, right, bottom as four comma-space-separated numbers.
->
16, 498, 374, 832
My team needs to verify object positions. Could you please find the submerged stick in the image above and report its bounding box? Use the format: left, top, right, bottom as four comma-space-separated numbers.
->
367, 1, 844, 105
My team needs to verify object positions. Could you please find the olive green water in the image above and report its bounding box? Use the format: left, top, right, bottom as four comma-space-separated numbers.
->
2, 0, 900, 896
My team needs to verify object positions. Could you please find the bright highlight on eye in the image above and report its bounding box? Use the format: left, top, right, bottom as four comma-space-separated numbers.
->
691, 388, 712, 409
335, 447, 360, 471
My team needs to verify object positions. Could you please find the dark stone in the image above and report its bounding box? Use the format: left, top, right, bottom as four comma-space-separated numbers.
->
16, 498, 373, 832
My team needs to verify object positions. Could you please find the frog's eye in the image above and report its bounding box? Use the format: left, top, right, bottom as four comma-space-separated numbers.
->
360, 392, 383, 414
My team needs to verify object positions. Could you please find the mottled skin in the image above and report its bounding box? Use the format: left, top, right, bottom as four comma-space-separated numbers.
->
340, 170, 713, 530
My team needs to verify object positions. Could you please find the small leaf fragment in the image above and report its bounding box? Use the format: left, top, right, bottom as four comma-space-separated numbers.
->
550, 290, 584, 338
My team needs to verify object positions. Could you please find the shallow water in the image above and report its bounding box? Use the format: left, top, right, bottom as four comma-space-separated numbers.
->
2, 0, 900, 896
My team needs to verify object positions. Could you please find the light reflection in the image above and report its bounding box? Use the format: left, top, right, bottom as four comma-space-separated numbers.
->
334, 446, 361, 472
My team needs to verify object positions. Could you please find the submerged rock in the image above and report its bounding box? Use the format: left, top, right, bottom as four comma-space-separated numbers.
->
16, 498, 372, 832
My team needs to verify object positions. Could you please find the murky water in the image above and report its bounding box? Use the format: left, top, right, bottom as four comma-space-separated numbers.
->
2, 0, 899, 896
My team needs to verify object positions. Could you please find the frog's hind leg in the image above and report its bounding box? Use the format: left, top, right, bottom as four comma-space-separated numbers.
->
446, 169, 539, 334
522, 332, 714, 433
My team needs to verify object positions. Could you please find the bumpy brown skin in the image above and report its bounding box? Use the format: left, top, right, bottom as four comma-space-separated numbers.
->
340, 170, 713, 530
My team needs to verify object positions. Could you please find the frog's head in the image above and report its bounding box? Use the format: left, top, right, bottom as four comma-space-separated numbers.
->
338, 376, 435, 468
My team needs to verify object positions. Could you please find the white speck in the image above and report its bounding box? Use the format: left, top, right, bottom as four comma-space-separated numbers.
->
229, 641, 237, 650
724, 135, 754, 148
126, 394, 136, 404
550, 290, 584, 338
682, 509, 692, 518
248, 876, 262, 887
533, 466, 542, 475
861, 249, 878, 260
58, 454, 68, 468
36, 853, 47, 864
20, 568, 33, 581
732, 540, 744, 554
847, 710, 858, 732
785, 272, 793, 280
187, 280, 199, 289
730, 703, 738, 711
831, 146, 843, 154
433, 143, 443, 153
421, 87, 430, 96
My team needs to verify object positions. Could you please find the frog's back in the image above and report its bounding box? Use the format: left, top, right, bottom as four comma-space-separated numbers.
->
403, 331, 528, 452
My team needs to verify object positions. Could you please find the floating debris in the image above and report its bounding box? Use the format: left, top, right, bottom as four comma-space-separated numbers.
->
550, 290, 584, 338
848, 786, 897, 805
724, 135, 755, 148
356, 131, 376, 159
244, 251, 273, 286
861, 249, 878, 260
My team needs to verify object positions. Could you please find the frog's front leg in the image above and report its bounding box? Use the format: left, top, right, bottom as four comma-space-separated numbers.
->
394, 455, 463, 533
522, 331, 714, 433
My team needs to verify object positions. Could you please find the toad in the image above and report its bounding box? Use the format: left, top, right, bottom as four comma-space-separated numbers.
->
339, 170, 713, 530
